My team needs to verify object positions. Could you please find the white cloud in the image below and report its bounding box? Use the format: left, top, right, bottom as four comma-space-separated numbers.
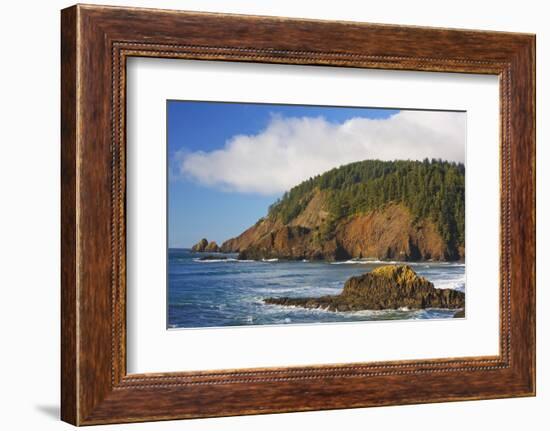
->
176, 110, 465, 195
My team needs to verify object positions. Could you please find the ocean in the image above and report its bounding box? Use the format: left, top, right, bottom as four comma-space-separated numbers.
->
167, 248, 466, 329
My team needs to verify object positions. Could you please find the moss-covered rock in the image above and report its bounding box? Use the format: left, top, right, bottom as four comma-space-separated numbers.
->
197, 255, 227, 261
264, 264, 465, 311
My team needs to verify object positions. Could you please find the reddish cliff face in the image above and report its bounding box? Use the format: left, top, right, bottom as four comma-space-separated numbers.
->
335, 203, 447, 261
221, 190, 458, 261
220, 217, 282, 253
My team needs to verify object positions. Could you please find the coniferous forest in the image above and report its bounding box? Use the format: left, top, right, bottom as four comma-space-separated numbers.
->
268, 159, 465, 257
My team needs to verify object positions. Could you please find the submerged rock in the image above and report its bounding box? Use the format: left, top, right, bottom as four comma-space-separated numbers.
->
197, 255, 227, 261
264, 264, 465, 311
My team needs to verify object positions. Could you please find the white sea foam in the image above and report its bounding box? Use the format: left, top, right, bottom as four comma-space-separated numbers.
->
193, 258, 238, 263
330, 259, 420, 265
261, 258, 279, 262
329, 258, 369, 265
329, 259, 465, 267
431, 270, 466, 291
192, 258, 255, 263
254, 285, 341, 296
433, 278, 466, 292
262, 302, 432, 319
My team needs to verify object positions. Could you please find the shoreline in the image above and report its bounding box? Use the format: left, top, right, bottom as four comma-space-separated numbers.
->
172, 248, 466, 265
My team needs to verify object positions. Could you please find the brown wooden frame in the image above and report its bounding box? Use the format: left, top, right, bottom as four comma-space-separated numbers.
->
61, 4, 536, 426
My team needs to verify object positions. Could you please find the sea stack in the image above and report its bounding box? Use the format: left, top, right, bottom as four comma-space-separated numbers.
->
204, 241, 220, 252
264, 264, 465, 312
191, 238, 220, 252
191, 238, 209, 252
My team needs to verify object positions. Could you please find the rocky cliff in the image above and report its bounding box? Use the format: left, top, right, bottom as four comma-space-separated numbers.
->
264, 265, 465, 311
221, 159, 465, 262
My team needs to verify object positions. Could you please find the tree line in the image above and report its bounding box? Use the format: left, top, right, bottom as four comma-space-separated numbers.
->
268, 159, 465, 257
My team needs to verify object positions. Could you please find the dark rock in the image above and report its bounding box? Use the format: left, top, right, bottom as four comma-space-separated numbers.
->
264, 265, 465, 311
197, 255, 227, 261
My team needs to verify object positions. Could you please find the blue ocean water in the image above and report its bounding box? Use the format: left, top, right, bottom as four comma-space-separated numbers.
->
167, 249, 466, 329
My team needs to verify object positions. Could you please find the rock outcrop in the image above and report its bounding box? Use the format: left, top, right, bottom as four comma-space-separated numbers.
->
191, 238, 209, 252
264, 265, 465, 311
191, 238, 220, 252
222, 198, 450, 261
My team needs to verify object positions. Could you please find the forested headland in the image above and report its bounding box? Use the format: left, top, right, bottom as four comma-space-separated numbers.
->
220, 159, 465, 262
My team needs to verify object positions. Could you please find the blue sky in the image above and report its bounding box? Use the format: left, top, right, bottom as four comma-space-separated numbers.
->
167, 101, 464, 248
167, 101, 397, 248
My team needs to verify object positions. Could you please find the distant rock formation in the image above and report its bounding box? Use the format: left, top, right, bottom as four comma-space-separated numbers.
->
226, 201, 447, 262
192, 238, 220, 253
204, 241, 220, 252
191, 238, 209, 252
264, 265, 465, 312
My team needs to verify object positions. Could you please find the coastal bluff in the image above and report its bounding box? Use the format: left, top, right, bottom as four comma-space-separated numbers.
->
264, 265, 465, 312
221, 159, 465, 262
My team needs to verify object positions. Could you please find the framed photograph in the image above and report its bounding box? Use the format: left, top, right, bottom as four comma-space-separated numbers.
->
166, 101, 467, 330
61, 4, 535, 425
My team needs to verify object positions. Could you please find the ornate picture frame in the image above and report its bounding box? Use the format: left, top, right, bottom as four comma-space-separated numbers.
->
61, 4, 535, 425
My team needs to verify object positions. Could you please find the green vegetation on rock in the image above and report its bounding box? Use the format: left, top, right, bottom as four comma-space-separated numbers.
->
268, 159, 465, 259
264, 264, 465, 311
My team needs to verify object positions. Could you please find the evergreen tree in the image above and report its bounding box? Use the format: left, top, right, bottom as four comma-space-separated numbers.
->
268, 159, 465, 258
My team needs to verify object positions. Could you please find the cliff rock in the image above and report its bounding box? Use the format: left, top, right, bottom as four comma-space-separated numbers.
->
221, 159, 465, 262
223, 197, 449, 261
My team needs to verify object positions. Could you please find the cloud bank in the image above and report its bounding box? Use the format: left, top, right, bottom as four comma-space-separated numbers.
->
176, 110, 465, 195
